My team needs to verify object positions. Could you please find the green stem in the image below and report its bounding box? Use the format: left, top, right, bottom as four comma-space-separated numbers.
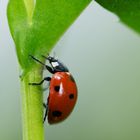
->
21, 67, 44, 140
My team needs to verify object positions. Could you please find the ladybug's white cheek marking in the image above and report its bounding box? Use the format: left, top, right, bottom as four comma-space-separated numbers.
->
52, 62, 59, 68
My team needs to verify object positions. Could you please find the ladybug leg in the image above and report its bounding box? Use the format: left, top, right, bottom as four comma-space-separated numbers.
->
29, 77, 51, 85
43, 104, 48, 123
43, 103, 47, 108
45, 65, 55, 74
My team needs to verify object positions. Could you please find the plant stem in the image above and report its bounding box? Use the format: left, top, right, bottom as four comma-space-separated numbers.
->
21, 67, 44, 140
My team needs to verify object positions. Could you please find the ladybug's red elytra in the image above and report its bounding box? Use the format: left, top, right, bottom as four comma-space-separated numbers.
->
29, 55, 78, 124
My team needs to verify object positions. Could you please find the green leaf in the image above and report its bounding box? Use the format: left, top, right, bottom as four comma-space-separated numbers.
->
7, 0, 92, 76
95, 0, 140, 34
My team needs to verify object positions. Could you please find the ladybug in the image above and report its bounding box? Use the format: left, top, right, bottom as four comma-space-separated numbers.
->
29, 55, 78, 124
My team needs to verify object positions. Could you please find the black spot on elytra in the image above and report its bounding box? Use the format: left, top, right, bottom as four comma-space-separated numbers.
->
69, 94, 74, 99
69, 75, 75, 83
54, 86, 60, 92
52, 111, 62, 117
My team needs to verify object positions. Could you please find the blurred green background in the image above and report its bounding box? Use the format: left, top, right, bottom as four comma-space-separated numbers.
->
1, 1, 140, 140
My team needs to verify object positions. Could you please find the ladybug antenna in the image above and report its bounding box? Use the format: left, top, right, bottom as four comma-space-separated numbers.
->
29, 55, 46, 66
41, 54, 52, 60
41, 55, 48, 59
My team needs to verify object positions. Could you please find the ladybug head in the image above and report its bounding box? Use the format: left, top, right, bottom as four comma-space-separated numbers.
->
42, 54, 69, 72
47, 55, 57, 63
42, 55, 57, 63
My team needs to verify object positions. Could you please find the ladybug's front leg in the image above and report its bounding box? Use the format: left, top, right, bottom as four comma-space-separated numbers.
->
29, 77, 51, 85
45, 65, 55, 74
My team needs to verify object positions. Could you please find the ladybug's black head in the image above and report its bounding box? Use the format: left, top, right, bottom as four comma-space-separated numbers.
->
47, 55, 57, 63
43, 55, 69, 72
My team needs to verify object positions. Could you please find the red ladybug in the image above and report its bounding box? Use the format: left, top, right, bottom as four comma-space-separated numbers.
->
30, 55, 78, 124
